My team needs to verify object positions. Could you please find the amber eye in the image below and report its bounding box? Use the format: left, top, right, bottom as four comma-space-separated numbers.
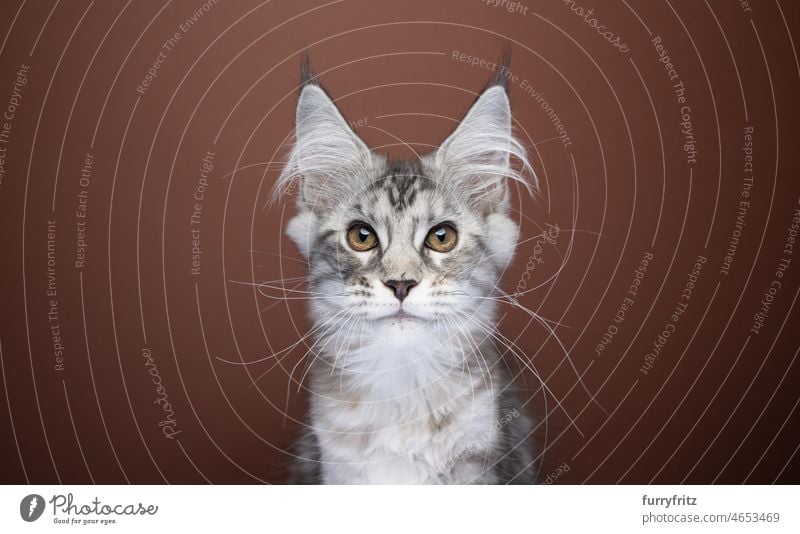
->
425, 224, 458, 253
346, 223, 379, 251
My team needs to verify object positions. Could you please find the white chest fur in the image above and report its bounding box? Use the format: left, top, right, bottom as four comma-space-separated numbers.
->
309, 337, 502, 484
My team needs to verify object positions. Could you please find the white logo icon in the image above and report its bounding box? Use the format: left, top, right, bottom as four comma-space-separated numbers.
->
20, 494, 45, 522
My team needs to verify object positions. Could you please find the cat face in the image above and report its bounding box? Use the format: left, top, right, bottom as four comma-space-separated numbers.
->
277, 75, 534, 346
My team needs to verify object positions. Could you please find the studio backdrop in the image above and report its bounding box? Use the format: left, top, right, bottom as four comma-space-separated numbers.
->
0, 0, 798, 484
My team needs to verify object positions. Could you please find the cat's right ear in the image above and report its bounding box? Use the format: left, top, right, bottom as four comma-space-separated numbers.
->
275, 68, 373, 211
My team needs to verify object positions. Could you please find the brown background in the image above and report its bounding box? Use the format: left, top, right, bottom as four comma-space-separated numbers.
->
0, 0, 799, 484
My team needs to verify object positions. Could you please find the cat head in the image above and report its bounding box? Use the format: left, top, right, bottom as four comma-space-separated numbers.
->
275, 61, 535, 348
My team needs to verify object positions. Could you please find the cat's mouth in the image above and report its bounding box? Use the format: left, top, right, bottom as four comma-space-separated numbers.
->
380, 309, 422, 322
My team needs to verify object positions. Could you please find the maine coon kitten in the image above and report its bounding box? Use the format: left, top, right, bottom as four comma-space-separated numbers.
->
276, 60, 537, 484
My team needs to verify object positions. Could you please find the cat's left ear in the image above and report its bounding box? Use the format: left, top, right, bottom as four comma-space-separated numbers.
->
275, 59, 377, 212
430, 83, 534, 213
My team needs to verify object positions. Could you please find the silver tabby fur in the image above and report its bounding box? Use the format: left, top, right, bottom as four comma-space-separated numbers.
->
276, 60, 538, 484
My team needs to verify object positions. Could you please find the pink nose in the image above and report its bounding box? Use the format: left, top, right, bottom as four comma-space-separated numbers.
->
383, 279, 418, 302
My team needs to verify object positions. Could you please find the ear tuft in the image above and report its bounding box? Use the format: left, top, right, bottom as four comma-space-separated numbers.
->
300, 51, 318, 89
486, 43, 513, 92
